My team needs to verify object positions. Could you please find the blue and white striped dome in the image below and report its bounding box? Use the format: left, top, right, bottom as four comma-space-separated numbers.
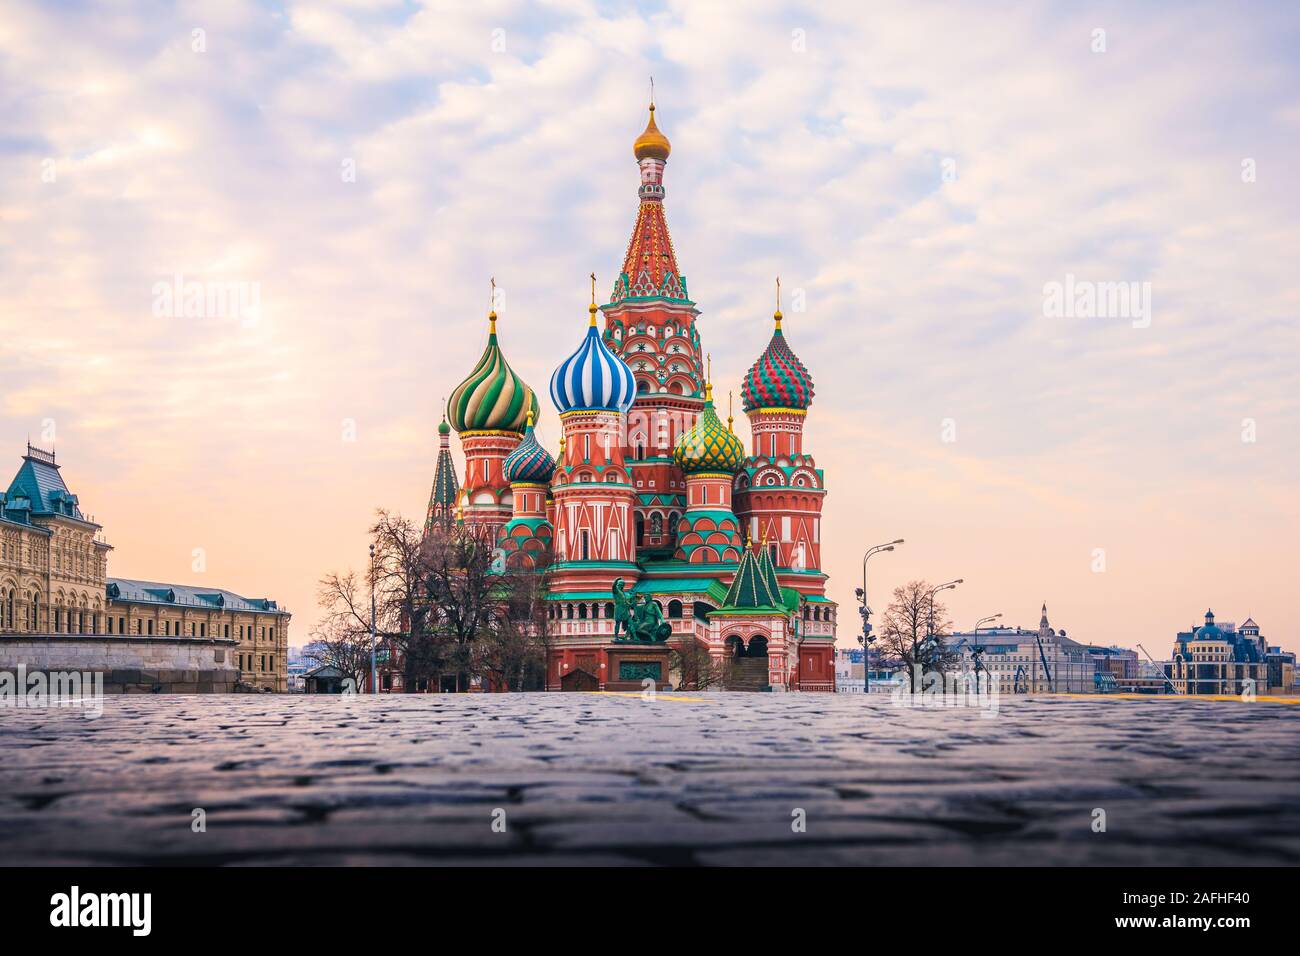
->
549, 306, 637, 415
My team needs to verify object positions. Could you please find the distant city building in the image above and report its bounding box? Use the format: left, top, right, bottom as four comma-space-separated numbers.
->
286, 648, 309, 692
0, 443, 289, 691
834, 647, 892, 693
1167, 610, 1278, 695
834, 648, 862, 693
949, 604, 1100, 694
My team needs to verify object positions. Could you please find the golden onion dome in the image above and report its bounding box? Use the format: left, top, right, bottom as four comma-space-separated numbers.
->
633, 104, 671, 162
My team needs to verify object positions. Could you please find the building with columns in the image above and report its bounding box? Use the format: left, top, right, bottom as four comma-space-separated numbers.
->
0, 443, 290, 691
436, 99, 837, 692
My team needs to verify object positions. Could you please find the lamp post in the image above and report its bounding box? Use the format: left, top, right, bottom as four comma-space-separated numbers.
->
916, 579, 961, 692
970, 613, 1001, 691
369, 542, 378, 696
857, 539, 903, 695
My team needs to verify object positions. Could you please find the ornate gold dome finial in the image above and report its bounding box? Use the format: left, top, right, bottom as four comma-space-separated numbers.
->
633, 79, 671, 162
728, 390, 735, 433
589, 272, 598, 326
774, 276, 783, 331
526, 407, 535, 428
488, 276, 498, 334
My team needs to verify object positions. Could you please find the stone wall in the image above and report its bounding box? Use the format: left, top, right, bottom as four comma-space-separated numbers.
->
0, 633, 240, 693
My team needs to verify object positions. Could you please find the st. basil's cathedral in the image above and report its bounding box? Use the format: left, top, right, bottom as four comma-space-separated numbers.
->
426, 100, 837, 692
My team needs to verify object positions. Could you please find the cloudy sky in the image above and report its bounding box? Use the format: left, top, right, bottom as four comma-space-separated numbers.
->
2, 0, 1297, 654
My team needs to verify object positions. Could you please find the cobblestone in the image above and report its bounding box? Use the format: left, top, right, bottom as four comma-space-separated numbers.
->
1, 692, 1297, 865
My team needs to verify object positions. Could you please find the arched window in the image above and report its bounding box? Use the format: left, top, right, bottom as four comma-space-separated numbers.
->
635, 513, 645, 546
578, 603, 588, 620
605, 602, 615, 619
668, 600, 683, 619
650, 513, 663, 536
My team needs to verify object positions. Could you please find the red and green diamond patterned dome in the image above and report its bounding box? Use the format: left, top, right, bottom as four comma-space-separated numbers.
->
741, 309, 814, 412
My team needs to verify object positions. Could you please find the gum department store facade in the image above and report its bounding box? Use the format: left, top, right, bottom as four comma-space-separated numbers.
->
424, 100, 838, 692
0, 444, 289, 691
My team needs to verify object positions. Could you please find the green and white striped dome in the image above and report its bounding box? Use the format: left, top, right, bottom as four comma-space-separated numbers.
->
447, 311, 539, 434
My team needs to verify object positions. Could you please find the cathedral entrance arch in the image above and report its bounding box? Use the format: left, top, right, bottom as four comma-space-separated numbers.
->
560, 668, 599, 692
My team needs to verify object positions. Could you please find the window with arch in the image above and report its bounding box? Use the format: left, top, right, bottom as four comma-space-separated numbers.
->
650, 513, 663, 536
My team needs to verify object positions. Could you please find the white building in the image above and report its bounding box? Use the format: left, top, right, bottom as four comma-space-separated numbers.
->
834, 648, 864, 693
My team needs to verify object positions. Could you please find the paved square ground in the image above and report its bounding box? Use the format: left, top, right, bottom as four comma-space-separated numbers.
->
1, 692, 1297, 865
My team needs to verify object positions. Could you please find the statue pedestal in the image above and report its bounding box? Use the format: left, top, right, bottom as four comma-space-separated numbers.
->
604, 643, 673, 692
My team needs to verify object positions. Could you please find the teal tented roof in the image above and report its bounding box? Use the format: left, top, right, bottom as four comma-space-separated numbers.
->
4, 447, 92, 522
106, 578, 290, 615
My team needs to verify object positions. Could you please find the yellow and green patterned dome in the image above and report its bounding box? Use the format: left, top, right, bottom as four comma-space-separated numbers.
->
447, 309, 539, 434
673, 384, 745, 474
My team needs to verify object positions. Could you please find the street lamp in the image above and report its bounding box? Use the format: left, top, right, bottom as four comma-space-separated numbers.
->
916, 579, 961, 690
857, 538, 903, 695
369, 542, 378, 696
970, 613, 1001, 691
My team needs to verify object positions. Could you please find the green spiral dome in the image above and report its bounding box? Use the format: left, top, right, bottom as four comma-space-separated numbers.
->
447, 313, 539, 433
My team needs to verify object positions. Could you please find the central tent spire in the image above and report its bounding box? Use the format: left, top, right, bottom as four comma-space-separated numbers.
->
611, 93, 687, 304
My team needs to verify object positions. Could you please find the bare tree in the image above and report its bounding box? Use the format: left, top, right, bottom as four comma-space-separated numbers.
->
370, 510, 444, 689
471, 546, 554, 691
876, 580, 959, 692
307, 570, 374, 691
669, 638, 729, 690
315, 511, 556, 693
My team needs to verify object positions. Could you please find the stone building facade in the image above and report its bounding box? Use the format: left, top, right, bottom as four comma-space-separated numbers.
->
0, 444, 289, 691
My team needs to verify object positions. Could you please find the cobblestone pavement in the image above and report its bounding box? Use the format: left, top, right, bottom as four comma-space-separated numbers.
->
1, 692, 1298, 866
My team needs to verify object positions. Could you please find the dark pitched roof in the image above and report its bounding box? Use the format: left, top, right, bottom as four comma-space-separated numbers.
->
106, 577, 289, 616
